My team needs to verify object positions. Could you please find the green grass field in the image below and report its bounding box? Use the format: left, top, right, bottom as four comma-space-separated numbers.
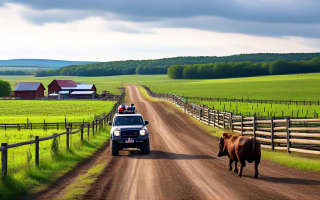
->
0, 129, 110, 200
3, 73, 320, 100
0, 100, 115, 123
0, 100, 115, 178
2, 73, 320, 118
192, 99, 320, 118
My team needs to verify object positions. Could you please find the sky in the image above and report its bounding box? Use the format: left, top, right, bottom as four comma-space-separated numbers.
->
0, 0, 320, 62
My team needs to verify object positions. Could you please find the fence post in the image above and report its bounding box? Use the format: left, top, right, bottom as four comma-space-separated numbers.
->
217, 110, 220, 128
208, 108, 210, 126
270, 118, 274, 151
253, 116, 256, 139
241, 116, 243, 136
223, 113, 225, 129
87, 124, 90, 139
35, 136, 39, 167
66, 128, 70, 150
286, 118, 291, 153
230, 113, 233, 130
213, 111, 216, 128
1, 143, 8, 176
92, 121, 95, 135
81, 125, 84, 141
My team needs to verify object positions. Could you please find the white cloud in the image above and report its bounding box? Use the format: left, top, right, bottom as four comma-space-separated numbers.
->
0, 3, 319, 61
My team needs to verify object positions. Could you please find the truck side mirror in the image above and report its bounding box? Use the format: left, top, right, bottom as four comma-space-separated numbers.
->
145, 121, 149, 125
108, 121, 112, 126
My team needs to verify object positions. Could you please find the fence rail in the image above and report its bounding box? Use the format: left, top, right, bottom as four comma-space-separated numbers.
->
177, 95, 320, 106
143, 86, 320, 156
0, 92, 125, 176
0, 122, 88, 131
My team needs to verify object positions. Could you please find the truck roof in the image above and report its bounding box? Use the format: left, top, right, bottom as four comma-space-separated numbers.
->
115, 113, 142, 117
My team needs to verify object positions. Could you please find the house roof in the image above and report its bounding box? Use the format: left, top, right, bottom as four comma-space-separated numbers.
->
59, 91, 69, 94
70, 91, 95, 95
61, 84, 94, 90
13, 82, 45, 92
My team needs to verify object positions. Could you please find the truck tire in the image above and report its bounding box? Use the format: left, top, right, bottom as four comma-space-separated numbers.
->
111, 140, 119, 156
142, 139, 150, 155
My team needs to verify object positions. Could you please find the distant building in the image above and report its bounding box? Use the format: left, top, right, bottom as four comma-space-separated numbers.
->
47, 79, 97, 99
13, 82, 45, 99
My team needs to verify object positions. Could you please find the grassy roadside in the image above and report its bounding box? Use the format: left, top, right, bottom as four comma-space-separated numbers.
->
138, 85, 320, 172
0, 129, 110, 200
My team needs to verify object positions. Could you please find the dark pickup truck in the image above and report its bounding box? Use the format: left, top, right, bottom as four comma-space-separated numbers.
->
108, 109, 150, 156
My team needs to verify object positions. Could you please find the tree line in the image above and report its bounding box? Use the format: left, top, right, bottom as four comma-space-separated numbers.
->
168, 57, 320, 79
34, 53, 320, 77
0, 79, 11, 97
0, 70, 33, 76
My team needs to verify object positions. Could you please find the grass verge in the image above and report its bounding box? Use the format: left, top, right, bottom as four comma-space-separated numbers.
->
0, 129, 110, 200
138, 85, 320, 172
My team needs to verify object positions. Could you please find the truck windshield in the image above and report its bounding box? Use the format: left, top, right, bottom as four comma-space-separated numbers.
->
115, 116, 144, 126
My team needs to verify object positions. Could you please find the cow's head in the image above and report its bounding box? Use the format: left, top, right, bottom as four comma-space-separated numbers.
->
216, 133, 232, 157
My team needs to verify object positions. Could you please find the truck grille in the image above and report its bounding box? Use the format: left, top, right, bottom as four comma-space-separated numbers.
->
121, 130, 139, 138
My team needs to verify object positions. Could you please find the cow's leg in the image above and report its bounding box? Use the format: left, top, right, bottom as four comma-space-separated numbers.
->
234, 161, 238, 173
238, 160, 246, 177
253, 159, 260, 178
228, 158, 233, 171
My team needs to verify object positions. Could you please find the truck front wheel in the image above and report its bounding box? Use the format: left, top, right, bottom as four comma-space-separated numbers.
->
111, 140, 119, 156
142, 139, 150, 155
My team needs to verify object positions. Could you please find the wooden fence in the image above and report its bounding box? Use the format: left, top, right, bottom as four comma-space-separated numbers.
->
0, 122, 88, 131
183, 96, 320, 106
0, 92, 125, 176
144, 87, 320, 156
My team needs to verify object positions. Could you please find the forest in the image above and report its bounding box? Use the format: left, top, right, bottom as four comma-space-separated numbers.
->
167, 57, 320, 79
0, 70, 33, 76
34, 53, 320, 77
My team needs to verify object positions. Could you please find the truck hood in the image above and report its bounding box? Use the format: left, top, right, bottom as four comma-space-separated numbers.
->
114, 125, 144, 130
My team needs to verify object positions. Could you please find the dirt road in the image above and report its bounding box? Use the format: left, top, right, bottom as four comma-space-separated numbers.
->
38, 85, 320, 200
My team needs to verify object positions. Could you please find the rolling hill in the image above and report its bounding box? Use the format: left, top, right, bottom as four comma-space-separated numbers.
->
0, 59, 96, 69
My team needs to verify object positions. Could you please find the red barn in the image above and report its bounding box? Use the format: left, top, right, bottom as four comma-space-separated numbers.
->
47, 79, 97, 99
47, 79, 77, 95
13, 82, 45, 99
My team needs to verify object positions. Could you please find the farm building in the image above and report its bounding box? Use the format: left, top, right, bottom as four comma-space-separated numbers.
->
13, 82, 45, 99
48, 79, 97, 99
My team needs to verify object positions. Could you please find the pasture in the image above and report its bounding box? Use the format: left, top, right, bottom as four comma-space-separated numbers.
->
192, 99, 320, 118
0, 100, 115, 123
3, 73, 320, 100
0, 100, 115, 173
2, 73, 320, 120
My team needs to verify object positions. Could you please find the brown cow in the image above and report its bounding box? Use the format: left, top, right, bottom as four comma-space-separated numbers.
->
217, 133, 261, 178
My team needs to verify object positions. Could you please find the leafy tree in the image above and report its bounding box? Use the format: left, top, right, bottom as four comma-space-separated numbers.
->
0, 79, 11, 97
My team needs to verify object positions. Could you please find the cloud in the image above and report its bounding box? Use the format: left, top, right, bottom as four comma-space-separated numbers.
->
154, 16, 320, 38
2, 0, 320, 24
1, 0, 320, 38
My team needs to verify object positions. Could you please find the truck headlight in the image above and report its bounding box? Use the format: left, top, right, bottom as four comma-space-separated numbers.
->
114, 131, 120, 137
140, 130, 146, 136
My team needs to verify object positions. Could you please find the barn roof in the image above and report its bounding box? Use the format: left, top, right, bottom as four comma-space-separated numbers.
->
70, 91, 95, 95
61, 84, 94, 90
56, 80, 77, 87
13, 82, 45, 91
